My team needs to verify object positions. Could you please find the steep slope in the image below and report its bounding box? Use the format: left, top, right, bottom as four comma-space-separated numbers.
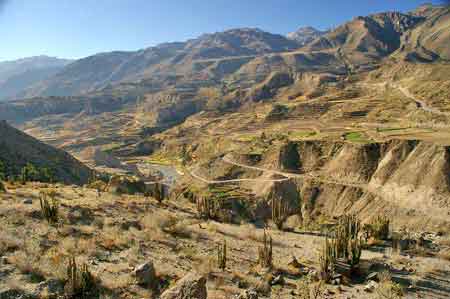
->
0, 56, 72, 101
393, 5, 450, 61
0, 120, 92, 184
304, 11, 425, 68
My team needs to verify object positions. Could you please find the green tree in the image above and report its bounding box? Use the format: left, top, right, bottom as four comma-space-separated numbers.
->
0, 160, 5, 181
20, 163, 39, 183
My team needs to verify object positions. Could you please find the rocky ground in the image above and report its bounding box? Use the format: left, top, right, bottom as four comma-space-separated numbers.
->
1, 182, 449, 299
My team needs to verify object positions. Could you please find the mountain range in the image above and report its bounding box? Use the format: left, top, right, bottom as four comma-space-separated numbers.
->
0, 4, 446, 104
0, 4, 448, 127
0, 56, 72, 102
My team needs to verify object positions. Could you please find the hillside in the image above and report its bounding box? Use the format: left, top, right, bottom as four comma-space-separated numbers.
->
0, 56, 72, 101
0, 120, 92, 185
21, 29, 300, 98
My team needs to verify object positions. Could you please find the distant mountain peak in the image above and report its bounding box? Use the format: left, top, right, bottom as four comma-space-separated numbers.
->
287, 26, 327, 46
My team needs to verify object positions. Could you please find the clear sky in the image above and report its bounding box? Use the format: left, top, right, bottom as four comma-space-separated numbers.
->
0, 0, 444, 61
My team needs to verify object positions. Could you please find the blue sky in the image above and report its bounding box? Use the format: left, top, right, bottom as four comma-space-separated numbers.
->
0, 0, 444, 61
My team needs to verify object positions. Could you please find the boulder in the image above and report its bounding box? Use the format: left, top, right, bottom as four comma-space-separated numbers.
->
106, 176, 146, 195
364, 280, 378, 292
33, 279, 64, 298
236, 288, 258, 299
160, 272, 207, 299
132, 261, 157, 287
0, 289, 33, 299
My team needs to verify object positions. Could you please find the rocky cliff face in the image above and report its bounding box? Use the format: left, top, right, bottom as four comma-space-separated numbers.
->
231, 139, 450, 230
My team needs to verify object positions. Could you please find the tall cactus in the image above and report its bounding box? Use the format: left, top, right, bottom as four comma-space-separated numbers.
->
217, 240, 227, 271
66, 257, 96, 298
271, 193, 288, 230
39, 190, 59, 224
319, 237, 336, 282
258, 229, 273, 269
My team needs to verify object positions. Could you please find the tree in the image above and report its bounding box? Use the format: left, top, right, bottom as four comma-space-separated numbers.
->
0, 160, 5, 181
21, 163, 39, 183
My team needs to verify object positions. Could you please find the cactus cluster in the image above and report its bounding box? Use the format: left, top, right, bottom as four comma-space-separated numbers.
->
319, 214, 363, 281
333, 214, 362, 266
196, 196, 219, 220
217, 240, 227, 271
66, 257, 97, 299
39, 190, 59, 224
258, 229, 273, 269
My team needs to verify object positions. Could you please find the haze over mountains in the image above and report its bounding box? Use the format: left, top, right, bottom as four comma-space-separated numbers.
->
0, 56, 72, 101
1, 3, 447, 104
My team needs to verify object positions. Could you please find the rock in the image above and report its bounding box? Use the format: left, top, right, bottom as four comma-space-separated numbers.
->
0, 289, 33, 299
364, 281, 378, 292
287, 256, 302, 269
270, 274, 284, 286
33, 279, 64, 298
331, 278, 341, 285
1, 256, 8, 265
236, 288, 258, 299
366, 272, 379, 281
120, 219, 142, 230
132, 261, 156, 287
23, 199, 33, 204
160, 272, 207, 299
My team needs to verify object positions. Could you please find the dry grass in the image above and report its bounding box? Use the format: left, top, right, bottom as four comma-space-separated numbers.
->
0, 232, 22, 255
100, 226, 132, 250
8, 250, 46, 282
439, 249, 450, 261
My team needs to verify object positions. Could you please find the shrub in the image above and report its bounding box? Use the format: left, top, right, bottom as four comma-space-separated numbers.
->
363, 216, 390, 241
375, 271, 404, 299
297, 275, 325, 299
